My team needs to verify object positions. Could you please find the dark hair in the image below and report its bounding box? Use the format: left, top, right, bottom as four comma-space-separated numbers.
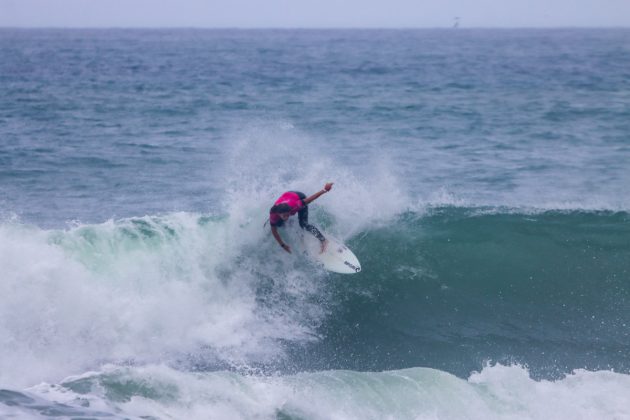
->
270, 203, 291, 214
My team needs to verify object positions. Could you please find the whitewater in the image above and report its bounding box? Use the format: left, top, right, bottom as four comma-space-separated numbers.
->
1, 28, 630, 419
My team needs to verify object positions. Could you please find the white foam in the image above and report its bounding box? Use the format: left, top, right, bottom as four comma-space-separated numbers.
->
0, 212, 325, 388
18, 364, 630, 420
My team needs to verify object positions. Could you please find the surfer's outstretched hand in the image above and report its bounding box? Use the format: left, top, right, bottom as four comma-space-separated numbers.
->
282, 244, 292, 253
324, 182, 333, 192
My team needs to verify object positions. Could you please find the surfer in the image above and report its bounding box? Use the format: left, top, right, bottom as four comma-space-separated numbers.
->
269, 183, 333, 254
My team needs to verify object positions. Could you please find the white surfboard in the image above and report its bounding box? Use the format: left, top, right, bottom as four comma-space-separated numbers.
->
301, 233, 361, 274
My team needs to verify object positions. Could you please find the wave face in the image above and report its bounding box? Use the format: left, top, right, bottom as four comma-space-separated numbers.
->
1, 208, 629, 389
304, 208, 630, 379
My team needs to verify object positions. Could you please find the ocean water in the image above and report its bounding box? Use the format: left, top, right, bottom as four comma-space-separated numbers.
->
1, 28, 630, 419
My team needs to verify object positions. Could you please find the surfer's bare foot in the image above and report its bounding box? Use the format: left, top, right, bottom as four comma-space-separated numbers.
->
319, 239, 328, 254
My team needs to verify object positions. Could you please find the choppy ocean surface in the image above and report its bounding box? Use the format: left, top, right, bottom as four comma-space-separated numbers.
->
1, 28, 630, 419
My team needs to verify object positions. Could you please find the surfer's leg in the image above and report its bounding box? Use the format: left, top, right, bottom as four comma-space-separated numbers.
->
298, 206, 326, 242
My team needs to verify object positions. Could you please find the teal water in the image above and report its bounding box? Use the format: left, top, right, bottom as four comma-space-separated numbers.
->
1, 29, 630, 418
303, 209, 630, 378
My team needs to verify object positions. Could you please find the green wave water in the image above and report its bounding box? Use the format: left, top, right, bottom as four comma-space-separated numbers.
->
308, 208, 630, 378
2, 208, 628, 384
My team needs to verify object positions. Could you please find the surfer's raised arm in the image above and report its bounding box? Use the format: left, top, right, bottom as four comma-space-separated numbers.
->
303, 183, 333, 205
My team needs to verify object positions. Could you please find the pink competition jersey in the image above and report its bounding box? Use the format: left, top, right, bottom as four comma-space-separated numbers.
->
269, 192, 305, 226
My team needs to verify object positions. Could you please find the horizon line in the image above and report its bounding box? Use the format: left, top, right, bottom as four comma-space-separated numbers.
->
2, 25, 630, 30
